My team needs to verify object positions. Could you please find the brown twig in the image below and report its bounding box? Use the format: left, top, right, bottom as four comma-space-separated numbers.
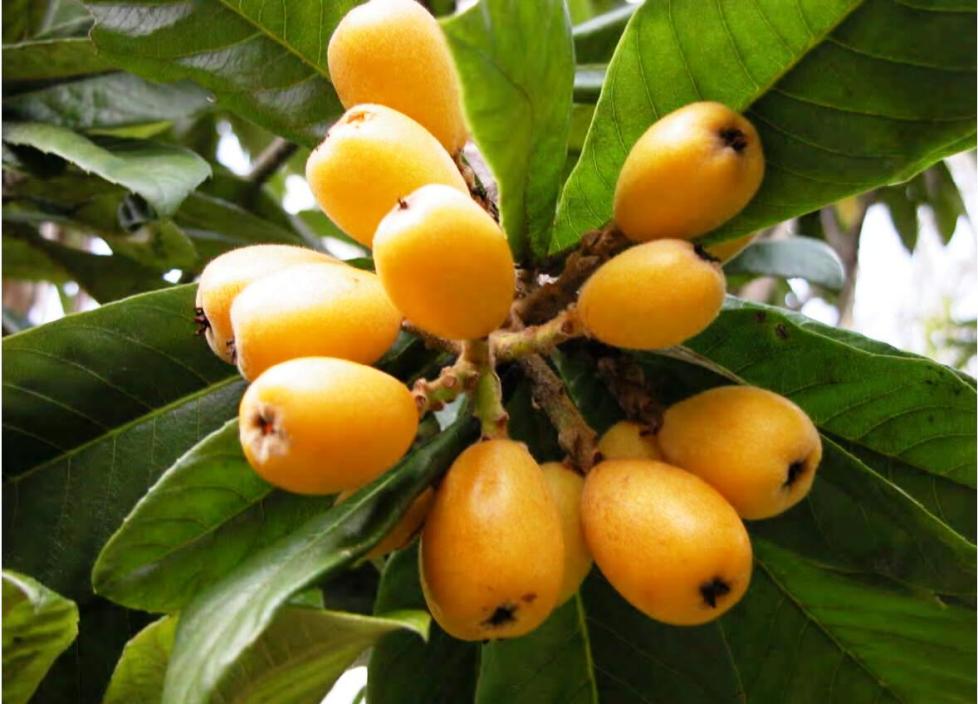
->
513, 222, 630, 324
596, 354, 666, 432
518, 355, 598, 471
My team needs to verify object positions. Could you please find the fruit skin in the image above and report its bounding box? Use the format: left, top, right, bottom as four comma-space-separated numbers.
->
597, 420, 662, 461
195, 245, 338, 364
231, 262, 401, 381
706, 233, 756, 263
336, 487, 434, 559
613, 101, 764, 242
373, 184, 515, 340
581, 459, 752, 626
328, 0, 467, 154
658, 386, 822, 520
578, 239, 726, 350
540, 462, 593, 604
305, 104, 467, 248
239, 357, 418, 495
420, 440, 564, 641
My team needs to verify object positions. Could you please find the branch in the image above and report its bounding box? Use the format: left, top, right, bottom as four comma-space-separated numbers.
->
411, 353, 479, 415
513, 222, 630, 324
248, 138, 298, 187
402, 320, 462, 356
518, 354, 599, 471
596, 353, 667, 431
492, 307, 584, 362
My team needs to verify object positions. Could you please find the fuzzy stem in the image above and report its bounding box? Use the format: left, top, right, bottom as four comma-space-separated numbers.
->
412, 354, 479, 416
492, 307, 585, 362
461, 339, 509, 438
513, 222, 630, 325
596, 354, 667, 431
518, 355, 599, 470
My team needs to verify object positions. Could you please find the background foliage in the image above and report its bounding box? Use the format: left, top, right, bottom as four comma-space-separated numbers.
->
2, 0, 975, 702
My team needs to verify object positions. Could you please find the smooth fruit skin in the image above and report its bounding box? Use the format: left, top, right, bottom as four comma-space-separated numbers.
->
613, 101, 764, 242
231, 262, 401, 381
373, 184, 515, 340
706, 233, 756, 264
578, 239, 726, 350
195, 245, 338, 364
239, 357, 418, 495
541, 462, 593, 604
581, 459, 752, 625
328, 0, 468, 154
597, 420, 662, 461
658, 386, 822, 520
420, 440, 564, 641
305, 104, 467, 247
336, 487, 434, 559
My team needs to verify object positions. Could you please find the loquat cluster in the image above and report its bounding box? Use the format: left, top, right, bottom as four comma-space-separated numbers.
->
192, 0, 821, 640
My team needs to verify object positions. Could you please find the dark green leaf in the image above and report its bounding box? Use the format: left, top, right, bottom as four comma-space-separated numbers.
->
723, 236, 846, 290
1, 571, 79, 704
923, 160, 967, 243
104, 609, 427, 704
878, 180, 920, 251
2, 0, 48, 42
476, 597, 597, 704
93, 421, 330, 613
3, 123, 210, 216
2, 37, 114, 80
572, 5, 636, 64
368, 542, 479, 704
83, 0, 357, 147
443, 0, 575, 260
162, 415, 478, 704
5, 74, 211, 132
552, 0, 977, 254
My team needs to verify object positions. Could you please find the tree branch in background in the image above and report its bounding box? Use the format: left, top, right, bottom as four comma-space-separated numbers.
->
822, 195, 872, 327
248, 138, 298, 187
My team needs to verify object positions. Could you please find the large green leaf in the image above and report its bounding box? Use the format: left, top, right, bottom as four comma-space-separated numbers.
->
442, 0, 575, 260
723, 236, 846, 290
552, 0, 977, 254
368, 543, 479, 704
5, 73, 212, 132
104, 609, 427, 704
162, 414, 478, 704
93, 421, 329, 613
3, 122, 210, 216
2, 37, 114, 80
2, 285, 243, 601
476, 597, 597, 704
83, 0, 357, 147
682, 297, 977, 538
1, 571, 79, 704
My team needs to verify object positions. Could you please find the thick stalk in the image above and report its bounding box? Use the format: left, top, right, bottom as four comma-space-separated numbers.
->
492, 307, 584, 362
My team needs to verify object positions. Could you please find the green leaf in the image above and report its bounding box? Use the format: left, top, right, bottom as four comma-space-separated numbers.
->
923, 160, 967, 243
105, 609, 427, 704
476, 597, 598, 703
3, 224, 168, 302
2, 37, 114, 80
3, 285, 243, 601
443, 0, 575, 261
723, 236, 846, 290
2, 0, 48, 43
684, 297, 976, 533
83, 0, 358, 147
3, 123, 210, 216
1, 571, 79, 704
878, 180, 920, 251
162, 414, 478, 704
368, 542, 479, 704
93, 421, 330, 613
5, 73, 212, 132
552, 0, 977, 254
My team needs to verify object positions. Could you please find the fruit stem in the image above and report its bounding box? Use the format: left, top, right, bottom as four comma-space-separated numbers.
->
412, 353, 479, 416
513, 222, 630, 324
465, 339, 509, 439
402, 320, 462, 355
518, 354, 598, 471
492, 307, 584, 362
